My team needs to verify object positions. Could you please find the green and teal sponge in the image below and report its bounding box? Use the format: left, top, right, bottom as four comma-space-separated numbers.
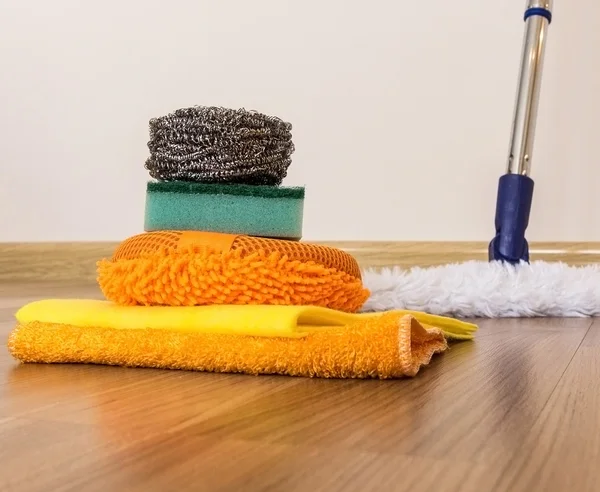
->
144, 181, 305, 240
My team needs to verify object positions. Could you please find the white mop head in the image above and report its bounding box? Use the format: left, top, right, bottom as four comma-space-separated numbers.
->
362, 260, 600, 318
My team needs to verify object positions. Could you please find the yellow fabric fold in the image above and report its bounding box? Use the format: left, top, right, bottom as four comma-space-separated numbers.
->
15, 299, 477, 340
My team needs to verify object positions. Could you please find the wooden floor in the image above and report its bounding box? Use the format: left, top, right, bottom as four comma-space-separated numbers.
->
0, 282, 598, 492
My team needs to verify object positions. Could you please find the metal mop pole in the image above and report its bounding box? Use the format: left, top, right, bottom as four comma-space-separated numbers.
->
489, 0, 553, 263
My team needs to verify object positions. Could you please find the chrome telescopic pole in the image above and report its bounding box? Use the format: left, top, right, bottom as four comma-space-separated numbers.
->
507, 0, 553, 176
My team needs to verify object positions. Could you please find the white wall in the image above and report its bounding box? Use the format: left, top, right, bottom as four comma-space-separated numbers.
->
1, 0, 599, 242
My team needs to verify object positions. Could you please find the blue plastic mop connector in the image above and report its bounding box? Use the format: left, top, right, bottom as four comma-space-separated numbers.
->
488, 173, 534, 264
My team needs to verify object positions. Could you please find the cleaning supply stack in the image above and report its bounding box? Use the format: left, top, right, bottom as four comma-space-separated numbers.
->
101, 105, 370, 312
7, 106, 478, 379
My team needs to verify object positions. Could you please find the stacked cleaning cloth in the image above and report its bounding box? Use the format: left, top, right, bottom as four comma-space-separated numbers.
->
7, 106, 477, 378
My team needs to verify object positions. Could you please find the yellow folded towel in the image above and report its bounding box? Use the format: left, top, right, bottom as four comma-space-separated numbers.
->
8, 300, 477, 379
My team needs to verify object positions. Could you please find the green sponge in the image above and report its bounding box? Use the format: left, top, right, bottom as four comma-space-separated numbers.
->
144, 181, 305, 239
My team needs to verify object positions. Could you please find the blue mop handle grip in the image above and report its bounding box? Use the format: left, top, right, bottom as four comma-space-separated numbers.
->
489, 174, 534, 263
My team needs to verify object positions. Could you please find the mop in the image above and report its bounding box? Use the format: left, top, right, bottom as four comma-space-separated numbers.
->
363, 0, 600, 318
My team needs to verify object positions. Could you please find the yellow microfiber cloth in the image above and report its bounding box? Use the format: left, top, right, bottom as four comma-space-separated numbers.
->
8, 299, 477, 378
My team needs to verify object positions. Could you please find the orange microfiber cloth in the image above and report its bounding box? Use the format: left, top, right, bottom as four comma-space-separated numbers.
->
8, 300, 477, 378
97, 230, 369, 312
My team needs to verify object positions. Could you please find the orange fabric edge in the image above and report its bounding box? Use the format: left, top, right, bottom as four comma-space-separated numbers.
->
177, 231, 239, 254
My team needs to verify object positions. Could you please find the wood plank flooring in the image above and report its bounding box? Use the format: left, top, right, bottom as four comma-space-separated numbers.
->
0, 282, 598, 491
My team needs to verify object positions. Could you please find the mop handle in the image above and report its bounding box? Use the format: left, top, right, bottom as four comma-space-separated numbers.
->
488, 1, 553, 263
506, 0, 553, 176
